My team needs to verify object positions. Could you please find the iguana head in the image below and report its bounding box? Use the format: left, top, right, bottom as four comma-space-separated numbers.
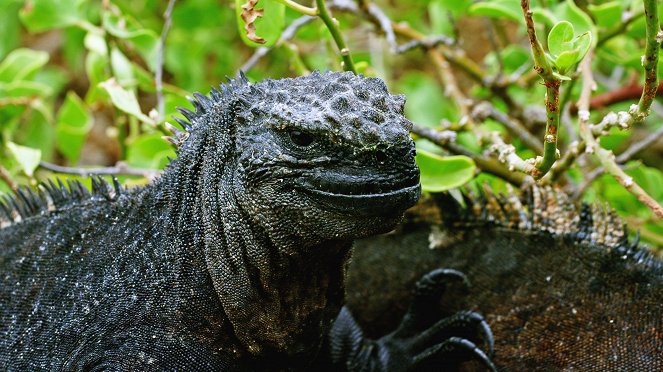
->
174, 71, 420, 245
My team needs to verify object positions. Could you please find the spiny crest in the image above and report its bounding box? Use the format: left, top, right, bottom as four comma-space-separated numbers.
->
435, 184, 661, 270
172, 74, 257, 125
164, 72, 252, 147
0, 177, 123, 229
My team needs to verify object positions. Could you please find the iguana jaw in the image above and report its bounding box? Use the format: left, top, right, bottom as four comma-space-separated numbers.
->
295, 171, 421, 217
301, 183, 420, 216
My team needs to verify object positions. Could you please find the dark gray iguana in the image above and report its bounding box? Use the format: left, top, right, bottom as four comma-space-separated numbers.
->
0, 72, 495, 370
347, 185, 663, 371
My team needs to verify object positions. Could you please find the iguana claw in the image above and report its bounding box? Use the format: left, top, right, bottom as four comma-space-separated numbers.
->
330, 268, 496, 371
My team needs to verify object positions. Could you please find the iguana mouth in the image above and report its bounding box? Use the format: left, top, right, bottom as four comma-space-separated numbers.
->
296, 171, 421, 216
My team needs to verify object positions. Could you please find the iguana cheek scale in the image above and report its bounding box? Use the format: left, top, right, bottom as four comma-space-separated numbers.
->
0, 71, 494, 370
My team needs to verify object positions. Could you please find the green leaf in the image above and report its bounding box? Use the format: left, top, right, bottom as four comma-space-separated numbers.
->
468, 0, 523, 23
547, 21, 592, 73
431, 0, 472, 17
84, 51, 109, 102
397, 72, 458, 126
15, 107, 55, 161
100, 78, 153, 125
6, 142, 41, 177
102, 12, 159, 70
0, 48, 49, 83
110, 47, 135, 87
552, 71, 572, 81
531, 8, 557, 28
628, 163, 663, 201
416, 150, 476, 192
19, 0, 86, 32
0, 0, 22, 60
556, 0, 596, 47
548, 21, 575, 57
235, 0, 285, 47
84, 32, 108, 55
0, 80, 53, 98
126, 133, 175, 170
56, 91, 92, 163
588, 1, 622, 29
555, 50, 580, 73
573, 31, 592, 60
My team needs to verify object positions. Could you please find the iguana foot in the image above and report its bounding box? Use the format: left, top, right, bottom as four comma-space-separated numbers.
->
378, 268, 495, 371
331, 268, 496, 371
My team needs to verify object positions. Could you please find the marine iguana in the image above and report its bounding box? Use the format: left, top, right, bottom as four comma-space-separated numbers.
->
348, 185, 662, 371
0, 72, 495, 370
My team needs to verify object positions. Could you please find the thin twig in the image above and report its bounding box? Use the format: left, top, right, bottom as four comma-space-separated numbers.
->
357, 0, 397, 52
0, 97, 35, 107
38, 161, 160, 179
274, 0, 317, 16
0, 165, 17, 191
574, 123, 663, 195
577, 52, 663, 218
155, 0, 176, 123
617, 124, 663, 162
487, 132, 540, 179
412, 125, 527, 186
521, 0, 561, 179
316, 0, 356, 73
470, 101, 543, 153
547, 140, 585, 183
390, 22, 485, 83
395, 36, 454, 54
637, 0, 661, 115
239, 16, 315, 73
483, 17, 504, 75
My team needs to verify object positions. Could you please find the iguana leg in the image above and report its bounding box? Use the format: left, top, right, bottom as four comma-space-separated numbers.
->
329, 268, 496, 371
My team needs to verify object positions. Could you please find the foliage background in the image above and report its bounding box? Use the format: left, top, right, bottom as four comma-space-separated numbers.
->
0, 0, 661, 251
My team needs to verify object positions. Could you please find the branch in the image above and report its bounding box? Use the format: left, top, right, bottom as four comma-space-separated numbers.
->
395, 36, 454, 54
390, 23, 486, 84
574, 123, 663, 195
315, 0, 356, 73
521, 0, 561, 179
637, 0, 662, 115
38, 161, 160, 179
412, 125, 527, 186
470, 101, 543, 153
584, 81, 663, 110
274, 0, 317, 16
155, 0, 176, 123
0, 165, 17, 191
356, 0, 397, 52
487, 132, 541, 179
577, 52, 663, 218
238, 15, 315, 73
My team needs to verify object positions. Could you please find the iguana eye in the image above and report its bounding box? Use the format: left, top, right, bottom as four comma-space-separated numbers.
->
288, 130, 316, 147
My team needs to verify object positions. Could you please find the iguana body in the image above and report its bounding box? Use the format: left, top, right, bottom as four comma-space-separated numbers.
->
348, 186, 663, 371
0, 72, 494, 370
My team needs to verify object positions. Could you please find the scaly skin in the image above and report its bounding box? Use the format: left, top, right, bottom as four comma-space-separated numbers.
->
0, 72, 493, 370
348, 186, 662, 371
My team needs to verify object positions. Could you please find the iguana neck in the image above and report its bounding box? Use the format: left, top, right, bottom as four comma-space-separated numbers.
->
152, 141, 352, 364
203, 184, 352, 362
